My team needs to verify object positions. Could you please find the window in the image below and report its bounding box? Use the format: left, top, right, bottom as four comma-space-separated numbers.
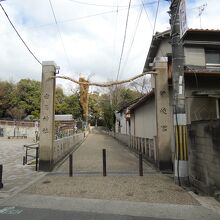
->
205, 50, 220, 66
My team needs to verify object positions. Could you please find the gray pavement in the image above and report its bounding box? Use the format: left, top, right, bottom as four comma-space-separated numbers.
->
0, 137, 45, 201
56, 132, 156, 174
24, 132, 198, 205
1, 194, 220, 220
1, 132, 220, 219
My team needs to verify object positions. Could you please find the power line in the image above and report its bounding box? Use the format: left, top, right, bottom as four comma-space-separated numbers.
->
116, 0, 132, 81
48, 0, 73, 71
141, 0, 166, 59
0, 9, 128, 36
0, 3, 42, 65
111, 0, 119, 77
68, 0, 157, 8
120, 5, 143, 76
152, 0, 160, 35
140, 0, 153, 30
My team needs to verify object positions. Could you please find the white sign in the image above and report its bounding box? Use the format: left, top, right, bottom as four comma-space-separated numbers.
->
179, 0, 188, 38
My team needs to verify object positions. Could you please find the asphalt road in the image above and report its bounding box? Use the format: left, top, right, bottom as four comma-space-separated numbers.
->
0, 206, 179, 220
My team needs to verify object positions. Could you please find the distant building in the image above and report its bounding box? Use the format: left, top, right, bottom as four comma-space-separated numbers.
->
54, 114, 75, 138
54, 114, 73, 122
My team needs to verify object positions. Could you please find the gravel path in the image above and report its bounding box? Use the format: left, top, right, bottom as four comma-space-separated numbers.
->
24, 175, 199, 205
24, 132, 199, 205
57, 132, 156, 174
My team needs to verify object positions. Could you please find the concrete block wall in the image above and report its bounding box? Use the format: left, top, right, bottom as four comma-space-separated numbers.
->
114, 133, 130, 146
0, 125, 37, 138
53, 132, 86, 164
188, 119, 220, 195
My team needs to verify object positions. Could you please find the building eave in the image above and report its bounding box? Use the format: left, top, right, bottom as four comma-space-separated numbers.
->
183, 40, 220, 46
143, 30, 171, 72
184, 65, 220, 76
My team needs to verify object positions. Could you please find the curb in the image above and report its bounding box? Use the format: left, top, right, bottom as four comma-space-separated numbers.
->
0, 171, 47, 205
188, 191, 220, 215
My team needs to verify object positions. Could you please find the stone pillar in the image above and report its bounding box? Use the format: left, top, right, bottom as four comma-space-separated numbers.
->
39, 61, 56, 171
154, 57, 172, 170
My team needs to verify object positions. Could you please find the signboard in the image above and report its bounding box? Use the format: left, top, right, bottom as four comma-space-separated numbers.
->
179, 0, 188, 38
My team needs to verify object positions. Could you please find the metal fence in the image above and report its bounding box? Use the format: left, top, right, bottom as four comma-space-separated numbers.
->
23, 143, 39, 171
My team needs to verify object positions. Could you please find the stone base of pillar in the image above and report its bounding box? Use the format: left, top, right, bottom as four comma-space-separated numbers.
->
39, 160, 54, 172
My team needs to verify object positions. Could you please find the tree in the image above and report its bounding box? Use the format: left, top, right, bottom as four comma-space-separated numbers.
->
55, 87, 69, 114
100, 94, 114, 130
10, 79, 41, 119
6, 107, 25, 120
109, 85, 141, 111
0, 81, 14, 118
129, 77, 151, 94
88, 92, 103, 126
65, 93, 82, 119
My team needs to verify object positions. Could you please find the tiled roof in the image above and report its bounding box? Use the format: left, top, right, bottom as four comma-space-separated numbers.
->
55, 114, 73, 121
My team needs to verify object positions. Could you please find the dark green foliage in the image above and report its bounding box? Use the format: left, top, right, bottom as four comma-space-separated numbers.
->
100, 94, 114, 130
0, 79, 142, 131
0, 81, 14, 118
0, 79, 82, 120
88, 93, 104, 126
14, 79, 41, 118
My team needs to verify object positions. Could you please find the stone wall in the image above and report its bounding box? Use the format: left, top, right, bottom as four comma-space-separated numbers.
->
0, 124, 36, 138
188, 119, 220, 195
114, 133, 130, 146
53, 132, 87, 164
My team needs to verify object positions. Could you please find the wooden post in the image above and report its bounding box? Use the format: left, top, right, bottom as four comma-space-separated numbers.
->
139, 153, 143, 176
0, 164, 3, 189
35, 147, 39, 171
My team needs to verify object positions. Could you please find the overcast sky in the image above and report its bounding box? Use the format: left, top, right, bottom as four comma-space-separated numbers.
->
0, 0, 219, 92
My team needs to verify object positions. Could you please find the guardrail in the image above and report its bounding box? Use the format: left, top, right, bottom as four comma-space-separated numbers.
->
53, 132, 88, 164
130, 135, 155, 162
23, 143, 39, 171
23, 131, 89, 171
110, 132, 156, 164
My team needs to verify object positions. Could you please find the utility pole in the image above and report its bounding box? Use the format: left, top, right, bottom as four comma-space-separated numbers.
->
170, 0, 189, 185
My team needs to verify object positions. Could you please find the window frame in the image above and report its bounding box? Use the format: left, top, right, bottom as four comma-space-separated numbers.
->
205, 49, 220, 67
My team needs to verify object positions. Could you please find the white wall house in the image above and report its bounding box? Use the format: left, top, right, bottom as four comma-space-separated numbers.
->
129, 92, 156, 139
115, 108, 130, 135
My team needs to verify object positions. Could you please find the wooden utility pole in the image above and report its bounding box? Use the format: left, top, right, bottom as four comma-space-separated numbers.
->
170, 0, 189, 185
